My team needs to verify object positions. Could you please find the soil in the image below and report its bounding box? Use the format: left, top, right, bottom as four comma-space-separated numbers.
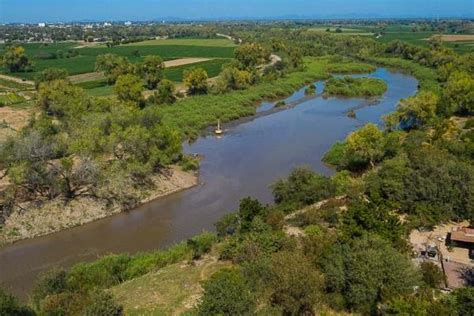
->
0, 166, 198, 245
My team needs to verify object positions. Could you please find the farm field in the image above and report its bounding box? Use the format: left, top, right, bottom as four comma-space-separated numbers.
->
122, 38, 237, 47
0, 38, 236, 79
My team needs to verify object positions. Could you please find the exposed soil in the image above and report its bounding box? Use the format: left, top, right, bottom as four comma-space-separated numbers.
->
0, 166, 198, 245
0, 106, 36, 141
430, 34, 474, 42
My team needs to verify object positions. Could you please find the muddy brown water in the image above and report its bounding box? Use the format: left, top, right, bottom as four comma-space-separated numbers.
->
0, 68, 418, 298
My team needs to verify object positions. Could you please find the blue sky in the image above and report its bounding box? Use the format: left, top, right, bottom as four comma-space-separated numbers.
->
1, 0, 473, 22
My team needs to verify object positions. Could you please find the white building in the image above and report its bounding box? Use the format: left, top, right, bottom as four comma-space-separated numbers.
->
38, 23, 46, 27
124, 21, 132, 26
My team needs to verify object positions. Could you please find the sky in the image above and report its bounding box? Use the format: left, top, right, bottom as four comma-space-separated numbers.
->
1, 0, 473, 23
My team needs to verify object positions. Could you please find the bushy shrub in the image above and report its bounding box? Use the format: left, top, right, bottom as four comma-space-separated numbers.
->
82, 290, 123, 316
197, 268, 256, 316
187, 232, 217, 260
0, 289, 34, 316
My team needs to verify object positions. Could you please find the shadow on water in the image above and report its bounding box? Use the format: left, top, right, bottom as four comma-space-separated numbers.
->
0, 68, 418, 298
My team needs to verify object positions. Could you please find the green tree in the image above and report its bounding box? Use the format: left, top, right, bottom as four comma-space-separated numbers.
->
234, 43, 270, 69
346, 123, 385, 169
114, 74, 144, 106
138, 55, 164, 89
268, 251, 323, 315
216, 66, 251, 92
37, 79, 89, 117
450, 287, 474, 316
34, 68, 69, 89
183, 67, 208, 95
2, 45, 31, 72
420, 261, 445, 288
154, 79, 176, 104
83, 290, 123, 316
272, 166, 335, 209
0, 289, 34, 316
440, 71, 474, 116
95, 54, 133, 84
394, 91, 439, 129
322, 235, 420, 314
197, 268, 256, 316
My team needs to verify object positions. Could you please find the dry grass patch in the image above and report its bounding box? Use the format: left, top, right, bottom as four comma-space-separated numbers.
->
430, 34, 474, 42
111, 255, 231, 315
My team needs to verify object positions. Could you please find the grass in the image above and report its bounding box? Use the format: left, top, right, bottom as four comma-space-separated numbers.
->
323, 77, 388, 97
0, 92, 26, 106
374, 31, 474, 54
1, 40, 236, 79
163, 58, 230, 82
111, 255, 231, 315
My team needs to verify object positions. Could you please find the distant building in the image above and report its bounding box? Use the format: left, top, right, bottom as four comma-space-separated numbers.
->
124, 21, 132, 26
103, 22, 112, 27
38, 23, 46, 27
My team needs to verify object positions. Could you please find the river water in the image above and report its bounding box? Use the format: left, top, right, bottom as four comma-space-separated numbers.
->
0, 68, 418, 297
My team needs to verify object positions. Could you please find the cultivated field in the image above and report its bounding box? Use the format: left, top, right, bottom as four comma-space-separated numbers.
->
0, 38, 236, 79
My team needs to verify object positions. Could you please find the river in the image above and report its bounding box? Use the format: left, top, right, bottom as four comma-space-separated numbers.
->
0, 68, 418, 298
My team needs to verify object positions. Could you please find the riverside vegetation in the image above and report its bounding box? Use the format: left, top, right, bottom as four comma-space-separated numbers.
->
0, 21, 473, 315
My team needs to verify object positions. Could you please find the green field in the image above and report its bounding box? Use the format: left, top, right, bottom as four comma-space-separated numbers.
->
122, 38, 236, 47
0, 39, 236, 80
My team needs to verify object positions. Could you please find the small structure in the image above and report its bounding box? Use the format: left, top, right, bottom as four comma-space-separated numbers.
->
448, 227, 474, 259
215, 120, 222, 135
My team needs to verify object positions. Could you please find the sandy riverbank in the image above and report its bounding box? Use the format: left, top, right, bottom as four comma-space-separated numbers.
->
0, 166, 198, 245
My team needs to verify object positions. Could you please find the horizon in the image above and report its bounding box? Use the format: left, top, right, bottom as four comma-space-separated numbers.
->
1, 0, 473, 23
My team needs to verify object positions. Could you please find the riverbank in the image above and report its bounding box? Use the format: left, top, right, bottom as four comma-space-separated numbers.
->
0, 166, 198, 245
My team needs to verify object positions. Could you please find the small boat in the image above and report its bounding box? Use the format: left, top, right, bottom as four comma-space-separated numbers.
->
215, 119, 223, 135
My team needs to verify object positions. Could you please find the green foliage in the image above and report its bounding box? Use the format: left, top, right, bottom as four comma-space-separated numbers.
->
326, 62, 376, 74
0, 289, 34, 316
234, 43, 270, 70
2, 45, 31, 72
37, 79, 89, 116
341, 200, 406, 247
268, 251, 323, 315
138, 55, 164, 89
187, 232, 217, 260
365, 147, 474, 226
31, 269, 69, 310
450, 287, 474, 316
304, 84, 316, 95
95, 53, 134, 84
420, 261, 445, 288
197, 268, 256, 316
114, 74, 144, 105
82, 290, 123, 316
183, 67, 208, 95
440, 71, 474, 116
389, 91, 439, 129
321, 235, 420, 314
215, 66, 251, 92
34, 68, 68, 89
272, 166, 336, 210
67, 242, 190, 291
323, 77, 388, 97
153, 79, 176, 104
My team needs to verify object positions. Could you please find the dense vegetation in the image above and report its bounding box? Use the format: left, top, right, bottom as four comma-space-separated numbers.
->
323, 77, 388, 97
0, 19, 473, 315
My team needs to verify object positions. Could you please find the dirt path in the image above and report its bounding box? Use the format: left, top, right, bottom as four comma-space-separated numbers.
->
0, 74, 34, 86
